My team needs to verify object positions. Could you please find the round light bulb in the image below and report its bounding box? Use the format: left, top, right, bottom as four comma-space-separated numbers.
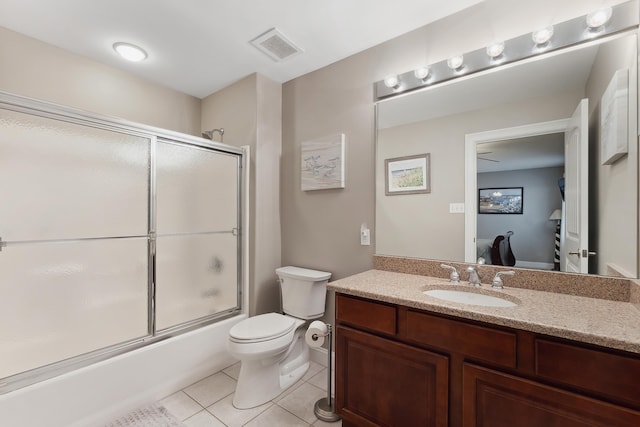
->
586, 7, 612, 29
486, 42, 505, 59
383, 75, 400, 89
113, 42, 147, 62
447, 55, 464, 70
532, 27, 554, 45
414, 67, 430, 80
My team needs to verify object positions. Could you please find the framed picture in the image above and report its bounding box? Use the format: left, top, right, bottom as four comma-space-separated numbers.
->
301, 134, 345, 191
478, 187, 523, 214
385, 153, 430, 195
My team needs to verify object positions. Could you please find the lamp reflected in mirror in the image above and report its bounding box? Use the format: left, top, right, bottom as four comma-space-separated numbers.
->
376, 29, 638, 278
549, 208, 562, 271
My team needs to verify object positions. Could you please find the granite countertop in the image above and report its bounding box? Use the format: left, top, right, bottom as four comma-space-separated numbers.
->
328, 269, 640, 354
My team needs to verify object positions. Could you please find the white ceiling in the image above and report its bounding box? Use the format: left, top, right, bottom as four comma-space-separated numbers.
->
0, 0, 482, 98
477, 134, 565, 173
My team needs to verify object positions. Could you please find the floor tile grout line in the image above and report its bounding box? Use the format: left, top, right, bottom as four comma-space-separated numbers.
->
233, 403, 275, 427
269, 401, 314, 426
183, 408, 228, 426
168, 362, 336, 426
273, 381, 328, 426
221, 370, 237, 381
181, 389, 207, 414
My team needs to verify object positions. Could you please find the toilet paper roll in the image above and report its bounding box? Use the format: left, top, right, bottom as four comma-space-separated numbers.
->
305, 320, 328, 348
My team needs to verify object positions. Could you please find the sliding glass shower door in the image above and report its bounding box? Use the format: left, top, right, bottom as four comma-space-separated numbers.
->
155, 140, 240, 331
0, 108, 150, 380
0, 93, 243, 392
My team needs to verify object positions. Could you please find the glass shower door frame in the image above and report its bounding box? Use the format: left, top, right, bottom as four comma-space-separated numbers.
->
0, 91, 245, 394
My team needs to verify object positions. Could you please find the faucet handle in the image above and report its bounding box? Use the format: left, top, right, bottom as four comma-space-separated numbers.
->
492, 270, 515, 289
440, 264, 460, 283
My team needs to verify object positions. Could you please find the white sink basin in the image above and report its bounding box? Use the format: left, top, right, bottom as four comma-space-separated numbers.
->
423, 289, 517, 307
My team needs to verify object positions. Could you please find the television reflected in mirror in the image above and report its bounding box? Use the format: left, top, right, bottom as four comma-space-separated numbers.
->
375, 26, 638, 278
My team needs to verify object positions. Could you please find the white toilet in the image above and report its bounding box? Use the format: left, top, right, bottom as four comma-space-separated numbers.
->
227, 266, 331, 409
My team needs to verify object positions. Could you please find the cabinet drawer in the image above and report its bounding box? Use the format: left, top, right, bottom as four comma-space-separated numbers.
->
336, 294, 397, 336
405, 310, 516, 369
535, 338, 640, 408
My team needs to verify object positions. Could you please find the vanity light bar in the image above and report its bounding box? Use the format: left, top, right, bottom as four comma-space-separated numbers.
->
375, 0, 638, 100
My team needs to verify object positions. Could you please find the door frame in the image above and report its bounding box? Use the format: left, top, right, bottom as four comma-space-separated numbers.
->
464, 119, 571, 263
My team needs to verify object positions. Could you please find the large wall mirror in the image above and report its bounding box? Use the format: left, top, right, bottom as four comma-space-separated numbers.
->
376, 28, 639, 278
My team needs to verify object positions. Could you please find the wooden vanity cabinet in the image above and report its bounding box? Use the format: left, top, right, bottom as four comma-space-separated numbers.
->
335, 293, 640, 427
335, 294, 449, 427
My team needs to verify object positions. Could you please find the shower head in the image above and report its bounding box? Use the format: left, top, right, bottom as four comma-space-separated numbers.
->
202, 128, 224, 142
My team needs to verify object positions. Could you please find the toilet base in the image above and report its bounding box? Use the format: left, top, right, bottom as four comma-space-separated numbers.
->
232, 330, 310, 409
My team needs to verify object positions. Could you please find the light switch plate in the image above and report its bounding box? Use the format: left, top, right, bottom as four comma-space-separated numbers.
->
449, 203, 465, 213
361, 228, 370, 245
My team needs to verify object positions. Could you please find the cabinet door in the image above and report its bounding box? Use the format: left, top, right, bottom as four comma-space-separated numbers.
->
336, 325, 448, 427
463, 363, 640, 427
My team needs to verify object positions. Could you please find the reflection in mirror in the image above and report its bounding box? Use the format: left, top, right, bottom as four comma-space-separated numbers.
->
475, 134, 564, 271
376, 32, 638, 278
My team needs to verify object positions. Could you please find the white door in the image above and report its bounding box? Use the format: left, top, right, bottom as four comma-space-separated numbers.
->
562, 99, 590, 273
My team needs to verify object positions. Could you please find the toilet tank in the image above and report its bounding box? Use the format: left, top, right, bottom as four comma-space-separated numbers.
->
276, 266, 331, 320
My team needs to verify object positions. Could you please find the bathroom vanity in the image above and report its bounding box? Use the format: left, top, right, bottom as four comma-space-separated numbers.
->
330, 267, 640, 427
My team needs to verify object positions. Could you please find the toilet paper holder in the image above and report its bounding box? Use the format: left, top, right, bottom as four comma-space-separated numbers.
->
309, 324, 329, 341
308, 322, 341, 423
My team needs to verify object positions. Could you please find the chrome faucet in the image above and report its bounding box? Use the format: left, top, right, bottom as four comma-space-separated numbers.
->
492, 270, 515, 289
466, 266, 481, 287
440, 264, 460, 283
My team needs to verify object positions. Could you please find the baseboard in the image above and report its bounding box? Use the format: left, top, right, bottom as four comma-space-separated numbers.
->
310, 346, 329, 367
606, 263, 634, 278
515, 260, 554, 270
309, 346, 335, 397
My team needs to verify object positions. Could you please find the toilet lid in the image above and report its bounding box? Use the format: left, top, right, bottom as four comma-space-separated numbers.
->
229, 313, 297, 342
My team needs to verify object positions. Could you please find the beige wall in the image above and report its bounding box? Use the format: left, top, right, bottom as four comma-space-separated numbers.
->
202, 73, 283, 316
376, 89, 583, 262
281, 0, 630, 327
281, 0, 629, 276
254, 75, 283, 315
2, 0, 635, 321
586, 35, 638, 277
1, 23, 284, 317
0, 27, 200, 135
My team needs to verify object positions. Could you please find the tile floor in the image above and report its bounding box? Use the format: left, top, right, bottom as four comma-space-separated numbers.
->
158, 361, 342, 427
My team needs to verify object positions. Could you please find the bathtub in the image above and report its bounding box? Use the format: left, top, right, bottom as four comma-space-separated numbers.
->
0, 314, 246, 427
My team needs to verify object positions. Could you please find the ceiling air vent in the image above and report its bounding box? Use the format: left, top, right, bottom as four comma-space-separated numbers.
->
250, 28, 303, 62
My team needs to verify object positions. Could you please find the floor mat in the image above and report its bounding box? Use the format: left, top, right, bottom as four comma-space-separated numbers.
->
103, 403, 185, 427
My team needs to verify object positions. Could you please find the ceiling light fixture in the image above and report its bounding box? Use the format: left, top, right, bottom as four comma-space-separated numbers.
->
532, 27, 554, 45
447, 55, 464, 71
384, 75, 400, 90
414, 67, 431, 81
113, 42, 148, 62
486, 42, 505, 59
587, 7, 613, 29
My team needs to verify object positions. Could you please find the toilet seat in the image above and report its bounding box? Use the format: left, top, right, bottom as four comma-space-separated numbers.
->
229, 313, 297, 343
